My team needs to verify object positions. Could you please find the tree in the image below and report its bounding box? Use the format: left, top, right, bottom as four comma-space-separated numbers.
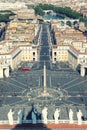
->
0, 10, 15, 23
34, 4, 86, 27
34, 6, 44, 16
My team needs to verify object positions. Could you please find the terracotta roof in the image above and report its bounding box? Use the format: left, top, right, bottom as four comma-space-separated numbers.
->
0, 41, 6, 45
0, 46, 20, 55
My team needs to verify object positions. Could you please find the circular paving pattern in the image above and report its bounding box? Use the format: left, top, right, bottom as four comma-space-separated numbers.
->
22, 87, 68, 105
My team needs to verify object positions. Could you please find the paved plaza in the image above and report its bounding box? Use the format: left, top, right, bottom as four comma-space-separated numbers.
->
0, 22, 87, 126
0, 22, 87, 122
0, 61, 87, 121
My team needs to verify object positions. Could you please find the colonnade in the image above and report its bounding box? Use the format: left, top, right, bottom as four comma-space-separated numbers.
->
0, 65, 9, 78
80, 65, 87, 77
7, 108, 84, 126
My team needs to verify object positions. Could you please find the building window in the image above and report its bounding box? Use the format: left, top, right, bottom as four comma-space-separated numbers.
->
33, 52, 35, 56
54, 52, 56, 56
54, 58, 56, 61
33, 58, 35, 61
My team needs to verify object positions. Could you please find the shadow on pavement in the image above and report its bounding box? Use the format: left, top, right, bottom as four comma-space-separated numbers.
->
11, 124, 52, 130
11, 104, 51, 130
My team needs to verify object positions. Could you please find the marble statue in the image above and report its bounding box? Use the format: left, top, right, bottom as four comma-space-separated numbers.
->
42, 107, 48, 124
77, 109, 83, 125
54, 108, 60, 124
69, 109, 73, 124
7, 109, 14, 125
31, 108, 37, 124
18, 109, 23, 124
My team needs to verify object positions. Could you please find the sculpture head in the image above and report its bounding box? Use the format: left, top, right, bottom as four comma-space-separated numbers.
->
10, 109, 12, 112
70, 109, 73, 112
78, 109, 82, 113
18, 109, 22, 113
44, 107, 47, 111
33, 108, 37, 113
56, 108, 60, 112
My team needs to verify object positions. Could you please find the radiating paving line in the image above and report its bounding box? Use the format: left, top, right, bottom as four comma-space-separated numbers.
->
22, 89, 27, 94
63, 99, 84, 105
58, 101, 71, 108
10, 78, 26, 88
7, 99, 25, 106
12, 72, 42, 78
8, 96, 34, 106
0, 80, 25, 90
62, 77, 79, 88
65, 79, 87, 90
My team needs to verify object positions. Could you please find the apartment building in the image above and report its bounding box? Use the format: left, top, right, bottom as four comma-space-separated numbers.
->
5, 19, 40, 45
51, 20, 87, 70
20, 45, 39, 62
15, 9, 35, 20
0, 19, 40, 71
52, 45, 69, 62
0, 2, 27, 10
80, 5, 87, 17
52, 45, 87, 70
0, 43, 39, 70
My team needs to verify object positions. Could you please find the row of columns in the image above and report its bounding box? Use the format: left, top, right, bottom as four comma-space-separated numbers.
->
81, 66, 85, 77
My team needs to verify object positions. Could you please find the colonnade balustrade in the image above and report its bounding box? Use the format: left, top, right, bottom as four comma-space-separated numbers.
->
5, 108, 86, 126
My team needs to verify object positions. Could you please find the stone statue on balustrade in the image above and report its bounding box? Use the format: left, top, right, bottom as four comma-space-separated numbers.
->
18, 109, 23, 124
31, 108, 37, 124
69, 109, 74, 124
42, 107, 48, 124
7, 109, 14, 125
77, 109, 83, 125
54, 108, 60, 124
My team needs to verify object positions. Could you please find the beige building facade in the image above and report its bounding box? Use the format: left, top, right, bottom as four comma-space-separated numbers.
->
52, 45, 87, 70
0, 44, 39, 70
52, 45, 69, 62
20, 45, 39, 62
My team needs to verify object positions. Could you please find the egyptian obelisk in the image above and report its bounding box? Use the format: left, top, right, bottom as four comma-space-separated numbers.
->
44, 62, 47, 94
